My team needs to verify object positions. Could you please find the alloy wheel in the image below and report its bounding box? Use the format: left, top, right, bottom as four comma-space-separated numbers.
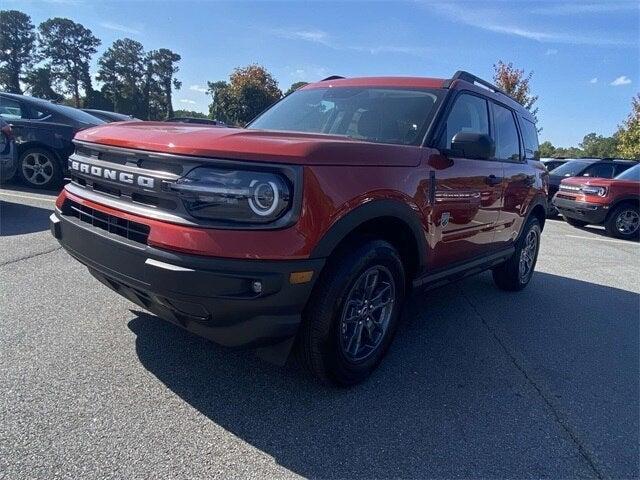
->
339, 265, 396, 362
22, 152, 54, 186
518, 228, 539, 283
615, 209, 639, 236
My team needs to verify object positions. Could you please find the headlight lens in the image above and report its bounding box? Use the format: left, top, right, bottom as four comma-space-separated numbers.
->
581, 186, 607, 197
170, 167, 291, 224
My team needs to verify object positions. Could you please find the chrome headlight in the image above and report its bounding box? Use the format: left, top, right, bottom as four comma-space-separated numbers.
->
170, 167, 292, 225
581, 186, 607, 197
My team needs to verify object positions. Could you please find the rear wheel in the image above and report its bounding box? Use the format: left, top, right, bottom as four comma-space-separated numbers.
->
297, 239, 405, 386
18, 148, 62, 190
605, 204, 639, 239
563, 216, 588, 228
492, 216, 541, 291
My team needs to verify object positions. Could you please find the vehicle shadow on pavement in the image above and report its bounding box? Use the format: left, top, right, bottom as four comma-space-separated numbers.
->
127, 271, 639, 479
0, 200, 53, 236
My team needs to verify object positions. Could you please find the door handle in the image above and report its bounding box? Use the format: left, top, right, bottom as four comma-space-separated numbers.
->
485, 175, 502, 186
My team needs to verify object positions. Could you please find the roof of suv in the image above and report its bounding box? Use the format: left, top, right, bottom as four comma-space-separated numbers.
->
301, 71, 534, 122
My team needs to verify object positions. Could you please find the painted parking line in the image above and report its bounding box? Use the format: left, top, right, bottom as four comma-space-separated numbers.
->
565, 234, 639, 246
0, 191, 56, 203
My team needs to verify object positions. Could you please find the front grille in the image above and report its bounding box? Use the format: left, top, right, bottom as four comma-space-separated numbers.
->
62, 200, 150, 244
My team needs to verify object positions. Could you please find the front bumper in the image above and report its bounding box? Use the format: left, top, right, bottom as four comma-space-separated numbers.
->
552, 195, 609, 225
50, 209, 324, 353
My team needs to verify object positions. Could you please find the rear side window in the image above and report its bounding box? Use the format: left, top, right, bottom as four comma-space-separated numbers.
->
492, 103, 521, 161
613, 163, 633, 176
0, 97, 24, 120
439, 93, 489, 149
520, 117, 539, 160
581, 163, 615, 178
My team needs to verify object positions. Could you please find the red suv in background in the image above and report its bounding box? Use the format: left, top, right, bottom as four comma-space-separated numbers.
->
553, 163, 640, 239
51, 71, 548, 385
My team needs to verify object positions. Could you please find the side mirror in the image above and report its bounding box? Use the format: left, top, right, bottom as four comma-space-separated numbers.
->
450, 132, 495, 160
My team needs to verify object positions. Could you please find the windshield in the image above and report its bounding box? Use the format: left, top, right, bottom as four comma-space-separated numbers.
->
550, 160, 590, 177
248, 87, 443, 146
615, 163, 640, 181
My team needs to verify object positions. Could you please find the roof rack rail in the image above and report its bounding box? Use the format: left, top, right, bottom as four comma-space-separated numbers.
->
320, 75, 345, 81
446, 70, 510, 98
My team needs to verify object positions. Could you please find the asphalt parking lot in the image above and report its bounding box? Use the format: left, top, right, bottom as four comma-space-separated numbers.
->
1, 185, 638, 479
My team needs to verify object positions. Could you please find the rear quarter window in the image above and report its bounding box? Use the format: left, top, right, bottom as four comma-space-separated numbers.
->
520, 117, 539, 160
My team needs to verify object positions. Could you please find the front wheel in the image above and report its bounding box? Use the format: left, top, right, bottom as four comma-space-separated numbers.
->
605, 204, 639, 239
297, 239, 406, 386
17, 148, 62, 190
492, 217, 541, 291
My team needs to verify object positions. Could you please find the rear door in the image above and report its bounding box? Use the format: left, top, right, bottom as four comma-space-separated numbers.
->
493, 103, 533, 245
428, 92, 504, 269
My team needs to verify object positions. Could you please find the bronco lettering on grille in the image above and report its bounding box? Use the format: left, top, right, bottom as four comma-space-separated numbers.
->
69, 160, 155, 189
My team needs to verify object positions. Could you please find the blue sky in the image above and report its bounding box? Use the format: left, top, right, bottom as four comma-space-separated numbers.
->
13, 0, 640, 146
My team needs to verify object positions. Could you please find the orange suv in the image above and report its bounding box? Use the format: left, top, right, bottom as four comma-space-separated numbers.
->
553, 163, 639, 239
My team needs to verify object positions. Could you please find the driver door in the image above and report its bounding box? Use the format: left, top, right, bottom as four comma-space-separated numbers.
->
428, 92, 504, 269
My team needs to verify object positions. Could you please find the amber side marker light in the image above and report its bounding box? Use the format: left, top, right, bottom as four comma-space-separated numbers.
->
290, 271, 314, 284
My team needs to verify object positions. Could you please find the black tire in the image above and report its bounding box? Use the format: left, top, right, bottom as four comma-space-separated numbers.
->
297, 238, 406, 386
546, 204, 559, 218
492, 216, 541, 291
563, 216, 588, 228
605, 203, 640, 240
17, 147, 63, 190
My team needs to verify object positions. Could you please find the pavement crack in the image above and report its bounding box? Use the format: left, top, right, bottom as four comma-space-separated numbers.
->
460, 289, 605, 480
0, 246, 62, 268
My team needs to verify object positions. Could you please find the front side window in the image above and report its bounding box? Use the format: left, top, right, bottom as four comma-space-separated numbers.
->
249, 87, 442, 146
613, 163, 633, 177
0, 97, 23, 120
492, 103, 521, 161
439, 93, 489, 150
520, 117, 539, 159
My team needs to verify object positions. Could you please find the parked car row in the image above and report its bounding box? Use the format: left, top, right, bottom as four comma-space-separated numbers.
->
0, 92, 225, 190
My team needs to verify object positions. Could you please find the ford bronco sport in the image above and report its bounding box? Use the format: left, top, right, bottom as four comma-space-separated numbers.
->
553, 163, 639, 239
50, 71, 548, 385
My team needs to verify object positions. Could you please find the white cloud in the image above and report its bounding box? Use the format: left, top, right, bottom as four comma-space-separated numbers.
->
531, 3, 638, 15
610, 76, 632, 86
589, 77, 598, 84
269, 28, 331, 46
545, 48, 558, 55
287, 66, 330, 82
189, 85, 208, 93
179, 99, 197, 105
99, 22, 141, 35
425, 3, 635, 46
351, 45, 432, 57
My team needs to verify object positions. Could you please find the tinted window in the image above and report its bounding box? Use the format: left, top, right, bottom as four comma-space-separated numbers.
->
520, 117, 539, 159
249, 87, 441, 146
615, 164, 640, 181
0, 97, 24, 120
492, 103, 520, 161
581, 163, 615, 178
440, 93, 489, 150
551, 161, 590, 177
49, 103, 105, 125
614, 163, 633, 176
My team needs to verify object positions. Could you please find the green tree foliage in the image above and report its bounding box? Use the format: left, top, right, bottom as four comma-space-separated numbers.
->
493, 60, 539, 125
285, 81, 308, 96
149, 48, 181, 119
616, 94, 640, 159
97, 38, 145, 116
208, 64, 282, 125
173, 109, 208, 119
0, 10, 36, 94
23, 66, 63, 101
38, 17, 101, 107
579, 132, 619, 158
538, 141, 555, 158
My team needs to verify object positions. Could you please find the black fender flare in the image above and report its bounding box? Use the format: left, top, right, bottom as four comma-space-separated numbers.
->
310, 199, 428, 271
